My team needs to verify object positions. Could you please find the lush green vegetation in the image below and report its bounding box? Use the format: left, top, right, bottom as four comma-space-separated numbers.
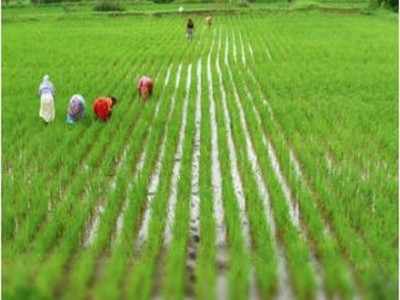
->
2, 5, 397, 300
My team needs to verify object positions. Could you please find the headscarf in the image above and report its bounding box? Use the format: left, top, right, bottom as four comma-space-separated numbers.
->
138, 76, 153, 93
67, 94, 85, 122
39, 74, 55, 96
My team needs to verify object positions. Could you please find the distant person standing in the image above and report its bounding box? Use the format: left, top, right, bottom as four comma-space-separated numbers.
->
137, 76, 154, 102
93, 96, 117, 122
38, 74, 56, 124
206, 16, 212, 28
187, 18, 194, 41
66, 94, 85, 124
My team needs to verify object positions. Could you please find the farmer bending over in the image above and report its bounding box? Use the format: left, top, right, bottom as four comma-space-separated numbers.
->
187, 18, 194, 41
137, 76, 154, 102
66, 94, 85, 124
38, 74, 56, 124
93, 96, 117, 122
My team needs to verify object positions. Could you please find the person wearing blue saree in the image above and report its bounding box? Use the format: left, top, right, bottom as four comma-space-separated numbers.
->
66, 94, 85, 124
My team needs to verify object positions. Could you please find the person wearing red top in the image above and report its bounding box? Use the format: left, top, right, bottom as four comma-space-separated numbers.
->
137, 76, 154, 102
93, 96, 117, 121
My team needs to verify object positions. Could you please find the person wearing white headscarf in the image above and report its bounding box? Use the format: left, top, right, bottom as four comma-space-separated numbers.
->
66, 94, 85, 124
38, 75, 55, 123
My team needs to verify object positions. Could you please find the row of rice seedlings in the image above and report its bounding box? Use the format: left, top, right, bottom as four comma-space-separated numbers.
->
280, 73, 392, 300
216, 29, 260, 298
91, 64, 182, 300
239, 15, 385, 299
238, 15, 358, 297
194, 39, 223, 300
250, 13, 396, 270
8, 88, 132, 255
14, 23, 169, 262
4, 37, 139, 246
128, 27, 212, 300
3, 17, 164, 158
90, 36, 198, 300
184, 57, 204, 297
224, 58, 318, 300
126, 24, 211, 298
110, 62, 173, 247
162, 63, 193, 247
159, 62, 197, 299
223, 26, 304, 299
136, 63, 182, 248
251, 21, 368, 297
4, 17, 168, 186
110, 64, 177, 247
58, 54, 175, 300
248, 15, 394, 294
157, 19, 212, 289
3, 60, 105, 243
208, 30, 233, 300
3, 44, 166, 300
6, 80, 118, 250
135, 62, 184, 250
207, 30, 251, 300
3, 44, 111, 198
123, 63, 189, 299
225, 20, 328, 299
38, 51, 170, 298
8, 38, 152, 255
222, 23, 294, 300
3, 18, 177, 245
238, 30, 247, 66
270, 16, 395, 177
262, 19, 387, 188
3, 97, 130, 299
1, 30, 89, 153
76, 24, 197, 298
158, 27, 217, 300
214, 28, 280, 299
234, 31, 324, 299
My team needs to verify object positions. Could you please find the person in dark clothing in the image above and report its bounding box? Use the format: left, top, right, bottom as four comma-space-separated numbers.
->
187, 18, 194, 41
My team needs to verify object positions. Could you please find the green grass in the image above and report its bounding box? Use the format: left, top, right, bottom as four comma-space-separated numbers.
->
3, 5, 397, 300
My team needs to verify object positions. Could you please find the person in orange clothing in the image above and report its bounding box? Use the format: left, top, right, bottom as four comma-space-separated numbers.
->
93, 96, 117, 121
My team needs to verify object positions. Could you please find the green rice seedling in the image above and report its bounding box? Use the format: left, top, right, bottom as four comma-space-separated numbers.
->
3, 25, 178, 298
209, 34, 253, 300
3, 10, 397, 300
195, 53, 219, 300
5, 29, 164, 251
226, 40, 355, 298
34, 39, 182, 299
214, 29, 279, 298
125, 64, 189, 300
91, 63, 182, 300
121, 24, 213, 300
63, 42, 187, 300
245, 14, 396, 299
91, 37, 193, 300
161, 65, 196, 300
241, 12, 397, 299
250, 12, 396, 248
